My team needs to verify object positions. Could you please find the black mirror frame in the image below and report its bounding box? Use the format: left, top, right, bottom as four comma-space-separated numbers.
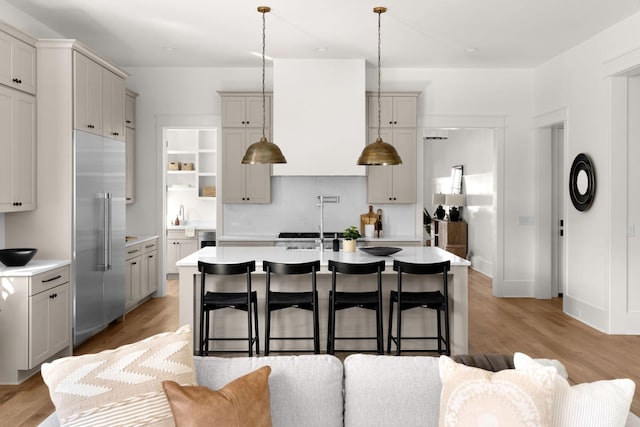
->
569, 153, 596, 212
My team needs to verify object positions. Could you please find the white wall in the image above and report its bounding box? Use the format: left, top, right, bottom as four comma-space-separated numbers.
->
425, 129, 495, 277
534, 11, 640, 332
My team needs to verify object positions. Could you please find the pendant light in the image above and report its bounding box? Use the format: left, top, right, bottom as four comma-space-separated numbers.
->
357, 6, 402, 166
241, 6, 286, 164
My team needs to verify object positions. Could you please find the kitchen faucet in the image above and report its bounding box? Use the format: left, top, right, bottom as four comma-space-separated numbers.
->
317, 195, 339, 248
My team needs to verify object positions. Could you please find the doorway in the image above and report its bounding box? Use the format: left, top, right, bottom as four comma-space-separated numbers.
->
551, 126, 565, 296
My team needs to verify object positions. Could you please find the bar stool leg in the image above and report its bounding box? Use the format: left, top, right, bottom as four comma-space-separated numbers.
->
265, 298, 271, 356
437, 306, 442, 354
313, 291, 320, 354
253, 296, 260, 355
387, 294, 394, 353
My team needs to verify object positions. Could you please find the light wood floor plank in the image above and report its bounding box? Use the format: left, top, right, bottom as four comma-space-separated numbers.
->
0, 269, 637, 425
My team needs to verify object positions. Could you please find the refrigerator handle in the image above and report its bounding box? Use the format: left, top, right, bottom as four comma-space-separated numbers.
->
106, 193, 112, 270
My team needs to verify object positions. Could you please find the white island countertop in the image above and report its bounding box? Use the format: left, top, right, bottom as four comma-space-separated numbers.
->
176, 245, 470, 269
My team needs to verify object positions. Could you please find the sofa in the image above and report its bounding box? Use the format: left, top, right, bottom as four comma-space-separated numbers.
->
39, 353, 639, 427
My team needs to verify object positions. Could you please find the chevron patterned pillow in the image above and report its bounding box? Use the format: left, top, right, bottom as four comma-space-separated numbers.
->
41, 325, 197, 427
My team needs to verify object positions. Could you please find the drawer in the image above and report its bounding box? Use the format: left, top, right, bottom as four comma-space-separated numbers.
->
140, 240, 157, 254
126, 244, 142, 261
30, 266, 70, 296
167, 230, 196, 240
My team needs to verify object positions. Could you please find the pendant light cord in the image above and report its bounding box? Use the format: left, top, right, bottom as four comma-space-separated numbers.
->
377, 9, 382, 141
262, 9, 267, 140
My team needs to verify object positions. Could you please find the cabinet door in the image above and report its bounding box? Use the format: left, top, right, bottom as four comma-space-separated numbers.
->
390, 128, 417, 203
0, 86, 35, 212
143, 250, 158, 295
74, 52, 103, 135
245, 96, 270, 128
126, 256, 142, 306
0, 31, 36, 94
48, 283, 70, 356
125, 92, 136, 128
366, 128, 393, 204
368, 96, 393, 128
392, 97, 418, 127
126, 127, 135, 203
179, 240, 198, 260
166, 240, 179, 274
243, 128, 271, 203
29, 290, 50, 367
221, 128, 248, 203
103, 69, 125, 141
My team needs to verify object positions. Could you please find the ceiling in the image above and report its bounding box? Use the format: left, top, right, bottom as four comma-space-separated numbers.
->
6, 0, 640, 68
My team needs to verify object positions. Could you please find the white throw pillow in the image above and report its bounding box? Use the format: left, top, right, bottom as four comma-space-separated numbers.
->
514, 352, 635, 427
41, 325, 197, 427
439, 355, 557, 427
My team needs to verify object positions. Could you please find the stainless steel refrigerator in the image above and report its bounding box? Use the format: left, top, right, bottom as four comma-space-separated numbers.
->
73, 130, 126, 346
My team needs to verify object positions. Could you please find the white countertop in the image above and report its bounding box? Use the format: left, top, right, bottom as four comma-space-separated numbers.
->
218, 234, 422, 242
167, 220, 216, 231
125, 235, 160, 248
0, 260, 70, 277
176, 246, 469, 269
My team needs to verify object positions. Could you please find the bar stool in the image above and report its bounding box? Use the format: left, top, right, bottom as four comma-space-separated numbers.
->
387, 260, 451, 356
198, 260, 259, 356
263, 260, 321, 355
327, 260, 385, 355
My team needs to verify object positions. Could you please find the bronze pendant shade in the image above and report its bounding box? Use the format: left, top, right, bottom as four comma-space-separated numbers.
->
357, 6, 402, 166
241, 6, 286, 164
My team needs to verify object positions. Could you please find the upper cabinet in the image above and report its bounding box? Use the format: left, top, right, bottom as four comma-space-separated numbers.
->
0, 26, 36, 95
0, 24, 36, 213
219, 92, 272, 204
0, 85, 36, 212
221, 95, 269, 128
125, 89, 138, 204
366, 93, 419, 204
73, 51, 125, 141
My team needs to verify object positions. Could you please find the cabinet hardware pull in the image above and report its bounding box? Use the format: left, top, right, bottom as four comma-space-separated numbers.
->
126, 120, 132, 123
43, 275, 62, 283
112, 132, 119, 136
132, 262, 137, 265
88, 124, 95, 129
145, 244, 154, 249
128, 249, 139, 254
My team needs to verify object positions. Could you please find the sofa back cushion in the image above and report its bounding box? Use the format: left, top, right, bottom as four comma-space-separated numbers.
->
344, 354, 442, 427
194, 355, 343, 427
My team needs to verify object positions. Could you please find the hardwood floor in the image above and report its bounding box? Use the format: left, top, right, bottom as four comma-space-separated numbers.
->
1, 269, 638, 426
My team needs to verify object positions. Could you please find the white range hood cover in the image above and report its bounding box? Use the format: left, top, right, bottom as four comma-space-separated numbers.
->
272, 59, 366, 176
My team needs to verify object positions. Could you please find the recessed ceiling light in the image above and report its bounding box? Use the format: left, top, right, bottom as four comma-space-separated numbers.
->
316, 47, 328, 52
464, 47, 478, 53
161, 46, 176, 51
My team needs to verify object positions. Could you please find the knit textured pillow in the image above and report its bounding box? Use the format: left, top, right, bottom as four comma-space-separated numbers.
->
162, 366, 272, 427
439, 355, 557, 427
41, 325, 197, 427
514, 352, 635, 427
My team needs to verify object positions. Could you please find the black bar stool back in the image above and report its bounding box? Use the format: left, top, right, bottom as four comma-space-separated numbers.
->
387, 259, 451, 356
263, 260, 321, 355
198, 260, 259, 356
327, 260, 385, 355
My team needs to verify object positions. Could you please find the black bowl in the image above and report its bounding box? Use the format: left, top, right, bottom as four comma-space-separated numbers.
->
0, 248, 38, 267
360, 247, 402, 256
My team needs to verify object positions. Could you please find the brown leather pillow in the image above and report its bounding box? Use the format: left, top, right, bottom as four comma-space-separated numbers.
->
162, 366, 272, 427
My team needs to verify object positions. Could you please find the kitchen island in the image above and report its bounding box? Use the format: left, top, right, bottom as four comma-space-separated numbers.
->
176, 246, 470, 354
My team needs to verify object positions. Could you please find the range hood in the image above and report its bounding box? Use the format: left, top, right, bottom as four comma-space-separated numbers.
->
272, 59, 366, 176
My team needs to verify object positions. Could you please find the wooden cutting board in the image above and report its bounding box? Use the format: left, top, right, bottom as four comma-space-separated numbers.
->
360, 205, 378, 234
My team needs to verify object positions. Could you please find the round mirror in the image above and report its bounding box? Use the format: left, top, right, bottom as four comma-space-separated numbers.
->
576, 169, 589, 195
569, 153, 596, 211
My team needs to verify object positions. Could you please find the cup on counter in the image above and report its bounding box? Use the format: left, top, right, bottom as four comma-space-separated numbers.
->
364, 224, 375, 237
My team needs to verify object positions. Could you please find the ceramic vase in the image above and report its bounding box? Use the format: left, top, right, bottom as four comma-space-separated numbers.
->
343, 239, 357, 252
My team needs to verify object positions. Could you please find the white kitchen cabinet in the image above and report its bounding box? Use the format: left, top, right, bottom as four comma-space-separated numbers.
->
125, 89, 138, 204
221, 95, 270, 128
73, 51, 125, 140
73, 51, 103, 135
219, 92, 272, 204
0, 25, 36, 95
125, 237, 159, 311
0, 263, 71, 384
102, 68, 125, 141
0, 84, 36, 212
166, 231, 197, 274
366, 92, 419, 204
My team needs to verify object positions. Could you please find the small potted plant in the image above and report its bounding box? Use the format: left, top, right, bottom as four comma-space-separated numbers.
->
342, 226, 361, 252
